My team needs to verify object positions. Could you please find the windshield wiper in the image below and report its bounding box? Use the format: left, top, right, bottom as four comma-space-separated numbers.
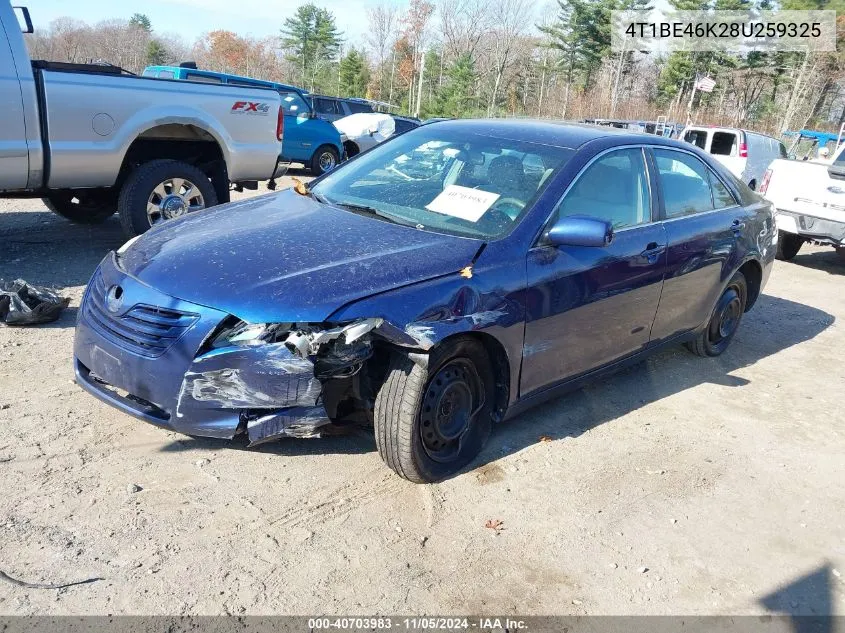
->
329, 200, 422, 229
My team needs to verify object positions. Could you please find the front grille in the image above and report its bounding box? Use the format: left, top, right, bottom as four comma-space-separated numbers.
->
83, 271, 198, 358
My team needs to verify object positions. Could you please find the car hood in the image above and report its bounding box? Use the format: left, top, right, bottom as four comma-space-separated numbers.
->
118, 190, 483, 323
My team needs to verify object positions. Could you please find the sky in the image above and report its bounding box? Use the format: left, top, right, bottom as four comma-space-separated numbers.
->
26, 0, 393, 47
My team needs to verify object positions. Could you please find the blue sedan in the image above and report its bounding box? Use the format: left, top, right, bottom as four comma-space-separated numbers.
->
74, 120, 776, 482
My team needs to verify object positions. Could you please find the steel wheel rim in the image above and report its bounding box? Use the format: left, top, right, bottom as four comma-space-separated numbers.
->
319, 152, 336, 172
146, 177, 205, 226
419, 359, 482, 463
710, 287, 741, 344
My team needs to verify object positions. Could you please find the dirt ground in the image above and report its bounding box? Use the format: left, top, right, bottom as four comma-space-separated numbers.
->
0, 178, 843, 617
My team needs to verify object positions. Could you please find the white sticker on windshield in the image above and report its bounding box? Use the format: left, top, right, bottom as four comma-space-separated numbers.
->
425, 185, 500, 222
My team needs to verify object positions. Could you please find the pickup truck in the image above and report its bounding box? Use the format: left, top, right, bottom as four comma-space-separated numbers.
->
0, 2, 283, 236
760, 136, 845, 262
144, 66, 345, 175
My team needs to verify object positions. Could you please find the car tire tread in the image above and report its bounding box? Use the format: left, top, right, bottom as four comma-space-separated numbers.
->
118, 159, 217, 237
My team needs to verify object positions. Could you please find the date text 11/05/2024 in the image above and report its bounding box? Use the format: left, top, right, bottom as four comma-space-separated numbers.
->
307, 617, 528, 630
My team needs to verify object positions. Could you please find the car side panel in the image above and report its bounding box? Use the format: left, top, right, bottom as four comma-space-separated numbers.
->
649, 209, 743, 341
326, 240, 527, 408
41, 72, 282, 187
0, 19, 28, 190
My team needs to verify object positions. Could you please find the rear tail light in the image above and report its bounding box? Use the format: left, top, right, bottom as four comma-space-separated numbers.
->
759, 168, 772, 194
739, 142, 748, 158
276, 105, 284, 141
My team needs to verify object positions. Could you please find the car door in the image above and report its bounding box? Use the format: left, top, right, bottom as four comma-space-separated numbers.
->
0, 22, 29, 189
648, 147, 744, 342
521, 147, 668, 396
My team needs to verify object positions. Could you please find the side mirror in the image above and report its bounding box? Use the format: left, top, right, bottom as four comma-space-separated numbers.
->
13, 6, 34, 33
546, 216, 613, 248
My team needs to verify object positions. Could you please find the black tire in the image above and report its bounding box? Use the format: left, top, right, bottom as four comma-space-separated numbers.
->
835, 247, 845, 262
310, 145, 340, 175
43, 191, 117, 224
374, 338, 495, 483
685, 271, 747, 357
117, 159, 217, 237
776, 232, 804, 261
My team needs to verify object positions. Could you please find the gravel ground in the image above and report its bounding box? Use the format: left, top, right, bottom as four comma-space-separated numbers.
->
0, 181, 844, 616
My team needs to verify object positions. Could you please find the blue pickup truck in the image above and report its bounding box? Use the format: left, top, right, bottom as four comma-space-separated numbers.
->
143, 65, 344, 175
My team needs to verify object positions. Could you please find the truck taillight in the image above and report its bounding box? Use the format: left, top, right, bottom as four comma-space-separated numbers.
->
276, 105, 284, 141
739, 142, 748, 158
759, 168, 772, 194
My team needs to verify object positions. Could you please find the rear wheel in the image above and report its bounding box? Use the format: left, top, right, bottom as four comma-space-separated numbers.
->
43, 191, 117, 224
374, 338, 495, 483
117, 159, 217, 237
685, 271, 747, 357
310, 145, 339, 175
776, 233, 804, 261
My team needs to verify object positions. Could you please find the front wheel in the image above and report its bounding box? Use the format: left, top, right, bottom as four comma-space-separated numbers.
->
685, 271, 747, 357
776, 232, 804, 261
374, 338, 495, 483
43, 191, 117, 224
117, 159, 217, 237
310, 145, 339, 175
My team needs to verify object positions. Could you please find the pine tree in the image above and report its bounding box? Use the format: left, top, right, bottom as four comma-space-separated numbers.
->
338, 48, 369, 97
281, 4, 343, 90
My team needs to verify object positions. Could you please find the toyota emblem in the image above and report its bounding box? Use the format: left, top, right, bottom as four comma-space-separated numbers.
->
106, 285, 124, 313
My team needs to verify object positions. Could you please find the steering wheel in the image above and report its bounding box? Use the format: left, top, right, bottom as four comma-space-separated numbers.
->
489, 197, 526, 221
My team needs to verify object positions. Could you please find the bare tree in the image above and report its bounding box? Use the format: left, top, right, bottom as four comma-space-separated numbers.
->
439, 0, 489, 60
366, 4, 399, 100
485, 0, 532, 116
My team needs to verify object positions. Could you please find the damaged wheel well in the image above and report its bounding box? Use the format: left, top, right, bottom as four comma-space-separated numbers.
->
424, 332, 510, 424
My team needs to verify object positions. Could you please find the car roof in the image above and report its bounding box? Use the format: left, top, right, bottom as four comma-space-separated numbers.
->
428, 118, 690, 150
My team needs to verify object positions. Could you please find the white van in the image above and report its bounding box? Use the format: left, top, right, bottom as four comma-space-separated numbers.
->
681, 126, 787, 191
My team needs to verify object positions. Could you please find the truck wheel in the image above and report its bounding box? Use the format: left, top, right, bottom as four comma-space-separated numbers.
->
776, 233, 803, 261
310, 146, 339, 175
43, 191, 117, 224
836, 247, 845, 262
118, 159, 217, 237
374, 338, 495, 483
685, 271, 747, 358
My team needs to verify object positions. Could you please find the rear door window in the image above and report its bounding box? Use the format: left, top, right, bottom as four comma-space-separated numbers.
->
684, 129, 708, 150
314, 98, 340, 115
711, 132, 738, 156
186, 73, 222, 84
653, 149, 716, 218
708, 171, 738, 208
347, 101, 374, 114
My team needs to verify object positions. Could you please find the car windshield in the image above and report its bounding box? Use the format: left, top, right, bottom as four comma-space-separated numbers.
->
311, 127, 574, 239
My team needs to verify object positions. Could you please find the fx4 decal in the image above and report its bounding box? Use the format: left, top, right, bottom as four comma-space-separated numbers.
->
231, 101, 271, 115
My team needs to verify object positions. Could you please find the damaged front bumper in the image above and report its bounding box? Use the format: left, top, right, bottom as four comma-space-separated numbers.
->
74, 254, 421, 445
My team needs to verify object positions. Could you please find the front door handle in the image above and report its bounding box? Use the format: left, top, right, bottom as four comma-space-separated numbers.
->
731, 219, 746, 233
640, 242, 665, 263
